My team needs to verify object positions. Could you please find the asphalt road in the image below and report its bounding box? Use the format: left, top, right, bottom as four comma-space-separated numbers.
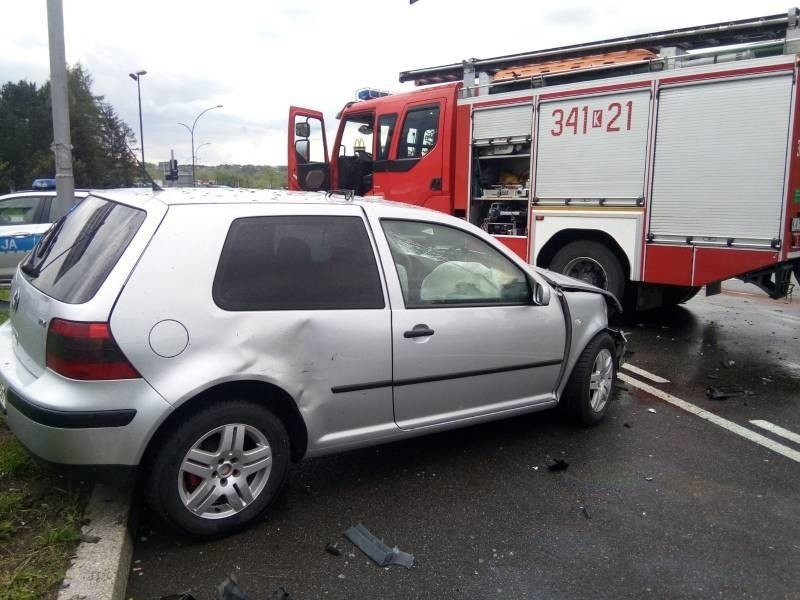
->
126, 283, 800, 600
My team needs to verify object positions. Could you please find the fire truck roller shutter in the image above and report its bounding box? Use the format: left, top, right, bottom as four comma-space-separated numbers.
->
649, 73, 793, 245
473, 103, 533, 142
535, 90, 650, 201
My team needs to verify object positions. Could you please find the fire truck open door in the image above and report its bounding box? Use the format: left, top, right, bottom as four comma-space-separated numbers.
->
288, 106, 329, 191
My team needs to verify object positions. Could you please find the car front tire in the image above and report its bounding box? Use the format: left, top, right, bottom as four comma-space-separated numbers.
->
145, 399, 290, 538
561, 332, 618, 426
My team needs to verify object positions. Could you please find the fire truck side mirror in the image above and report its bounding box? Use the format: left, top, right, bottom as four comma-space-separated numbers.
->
295, 122, 311, 138
295, 140, 310, 163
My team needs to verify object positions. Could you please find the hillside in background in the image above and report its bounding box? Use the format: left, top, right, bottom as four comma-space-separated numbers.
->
193, 164, 287, 189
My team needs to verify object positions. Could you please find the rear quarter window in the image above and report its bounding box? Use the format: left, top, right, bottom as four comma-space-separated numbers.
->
213, 215, 385, 311
21, 195, 146, 304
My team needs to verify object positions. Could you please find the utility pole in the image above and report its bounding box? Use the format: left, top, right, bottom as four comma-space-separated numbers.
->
46, 0, 74, 220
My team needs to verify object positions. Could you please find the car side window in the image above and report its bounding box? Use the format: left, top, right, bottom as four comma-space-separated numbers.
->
0, 196, 40, 225
397, 105, 440, 158
381, 219, 530, 307
214, 215, 385, 311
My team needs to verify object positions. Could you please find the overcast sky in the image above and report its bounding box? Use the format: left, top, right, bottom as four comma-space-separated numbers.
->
0, 1, 791, 166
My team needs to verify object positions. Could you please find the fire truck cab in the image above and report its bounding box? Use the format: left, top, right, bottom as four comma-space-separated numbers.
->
289, 10, 800, 309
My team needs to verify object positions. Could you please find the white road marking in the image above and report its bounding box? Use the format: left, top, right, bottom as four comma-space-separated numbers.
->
723, 290, 759, 297
621, 363, 670, 383
618, 372, 800, 464
749, 420, 800, 446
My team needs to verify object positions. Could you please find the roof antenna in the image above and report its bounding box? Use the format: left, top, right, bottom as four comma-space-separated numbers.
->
126, 143, 163, 191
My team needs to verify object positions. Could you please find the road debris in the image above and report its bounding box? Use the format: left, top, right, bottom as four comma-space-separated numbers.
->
580, 506, 591, 519
623, 422, 632, 428
217, 574, 250, 600
344, 523, 415, 569
159, 594, 196, 600
706, 385, 754, 400
325, 542, 342, 556
645, 477, 654, 482
720, 359, 736, 369
79, 532, 100, 543
647, 408, 657, 414
547, 459, 569, 472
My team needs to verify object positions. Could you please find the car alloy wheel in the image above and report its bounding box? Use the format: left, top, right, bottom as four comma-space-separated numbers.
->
178, 423, 272, 519
589, 348, 614, 413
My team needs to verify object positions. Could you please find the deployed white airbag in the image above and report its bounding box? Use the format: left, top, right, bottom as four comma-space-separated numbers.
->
420, 261, 501, 302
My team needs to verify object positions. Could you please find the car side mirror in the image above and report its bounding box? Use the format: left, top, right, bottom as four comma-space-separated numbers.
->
532, 280, 551, 306
295, 122, 310, 138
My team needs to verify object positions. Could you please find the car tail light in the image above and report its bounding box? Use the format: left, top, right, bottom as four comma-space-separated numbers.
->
46, 319, 140, 380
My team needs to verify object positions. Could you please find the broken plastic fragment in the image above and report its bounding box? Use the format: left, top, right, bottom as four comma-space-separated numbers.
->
647, 408, 657, 414
706, 385, 753, 400
217, 574, 249, 600
344, 524, 415, 569
325, 542, 342, 556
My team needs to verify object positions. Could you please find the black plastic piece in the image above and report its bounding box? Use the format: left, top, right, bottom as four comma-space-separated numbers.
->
344, 524, 415, 569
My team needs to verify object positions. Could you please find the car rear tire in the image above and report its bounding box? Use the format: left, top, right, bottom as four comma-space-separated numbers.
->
549, 241, 625, 302
561, 332, 617, 426
145, 399, 290, 538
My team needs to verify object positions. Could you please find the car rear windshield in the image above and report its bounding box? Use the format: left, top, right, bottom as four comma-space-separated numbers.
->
20, 195, 145, 304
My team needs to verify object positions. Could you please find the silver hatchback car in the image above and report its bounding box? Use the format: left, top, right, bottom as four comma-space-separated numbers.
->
0, 188, 624, 537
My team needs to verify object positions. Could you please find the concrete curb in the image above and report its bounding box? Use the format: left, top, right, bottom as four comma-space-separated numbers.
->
58, 484, 133, 600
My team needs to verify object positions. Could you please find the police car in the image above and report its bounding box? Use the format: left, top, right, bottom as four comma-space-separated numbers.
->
0, 190, 88, 284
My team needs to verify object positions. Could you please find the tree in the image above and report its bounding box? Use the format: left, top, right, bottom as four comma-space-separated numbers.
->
0, 63, 138, 192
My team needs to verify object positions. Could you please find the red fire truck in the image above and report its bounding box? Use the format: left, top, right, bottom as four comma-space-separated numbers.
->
288, 10, 800, 309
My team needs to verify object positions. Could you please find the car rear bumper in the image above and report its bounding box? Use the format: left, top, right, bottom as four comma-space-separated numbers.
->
0, 321, 171, 468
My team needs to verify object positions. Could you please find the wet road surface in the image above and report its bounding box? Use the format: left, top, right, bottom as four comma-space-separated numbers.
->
126, 283, 800, 599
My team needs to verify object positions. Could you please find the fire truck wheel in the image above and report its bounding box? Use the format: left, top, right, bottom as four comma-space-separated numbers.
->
662, 285, 701, 306
549, 241, 625, 301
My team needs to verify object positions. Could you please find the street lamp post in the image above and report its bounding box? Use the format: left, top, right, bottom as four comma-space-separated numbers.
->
128, 70, 147, 183
178, 104, 222, 187
195, 142, 211, 165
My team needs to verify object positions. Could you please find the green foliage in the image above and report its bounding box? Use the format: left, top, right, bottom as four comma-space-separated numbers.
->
0, 437, 38, 478
195, 163, 287, 189
0, 421, 88, 599
0, 490, 25, 525
0, 64, 139, 193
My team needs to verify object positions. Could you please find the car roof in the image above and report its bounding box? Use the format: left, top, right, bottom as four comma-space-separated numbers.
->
89, 187, 440, 214
0, 190, 91, 200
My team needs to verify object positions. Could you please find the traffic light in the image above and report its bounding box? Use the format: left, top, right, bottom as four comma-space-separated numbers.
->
168, 159, 179, 181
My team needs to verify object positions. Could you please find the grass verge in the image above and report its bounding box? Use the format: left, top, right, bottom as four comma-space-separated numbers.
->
0, 420, 90, 600
0, 300, 90, 599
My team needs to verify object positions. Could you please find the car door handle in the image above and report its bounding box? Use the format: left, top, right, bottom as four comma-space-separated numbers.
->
404, 325, 435, 338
